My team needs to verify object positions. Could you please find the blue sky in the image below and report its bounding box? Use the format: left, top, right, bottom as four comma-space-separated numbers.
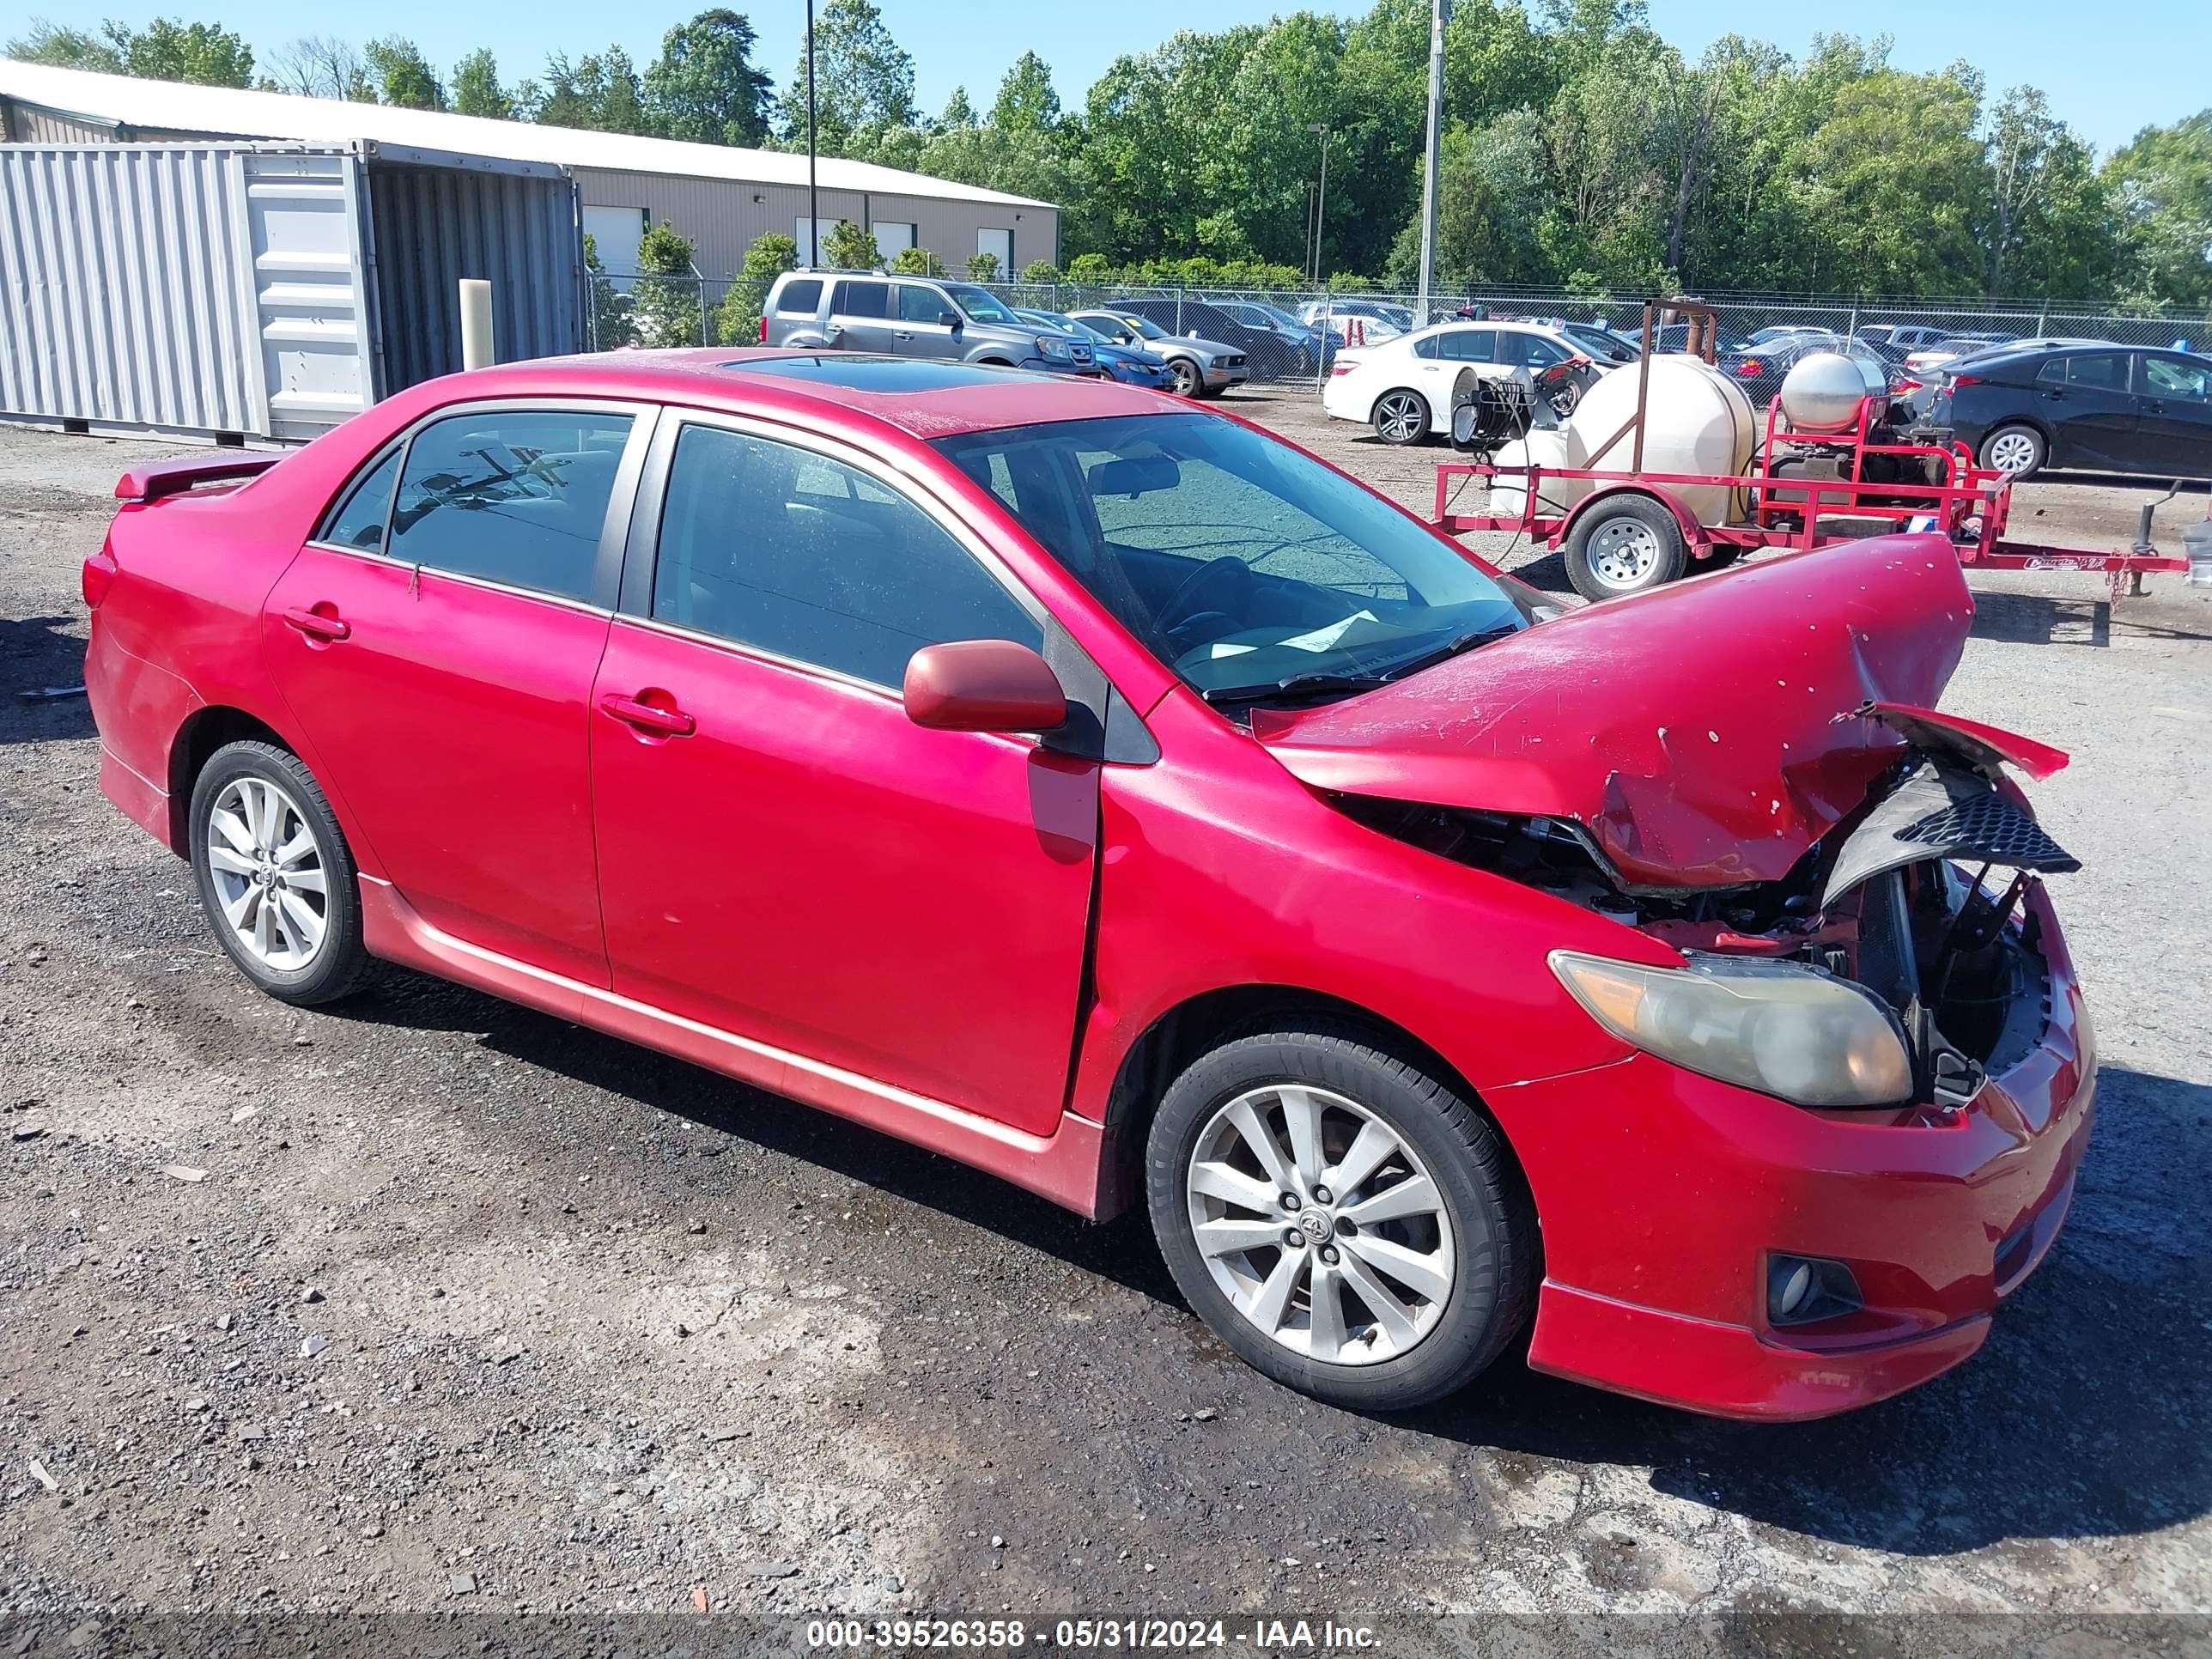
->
38, 0, 2203, 155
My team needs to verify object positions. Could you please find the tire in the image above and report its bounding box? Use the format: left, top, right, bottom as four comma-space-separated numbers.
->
1145, 1024, 1537, 1412
1978, 423, 2046, 480
1563, 495, 1689, 601
1165, 357, 1202, 398
188, 740, 374, 1006
1370, 389, 1431, 446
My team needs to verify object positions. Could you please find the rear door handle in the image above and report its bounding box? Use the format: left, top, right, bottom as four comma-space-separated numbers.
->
282, 606, 349, 641
599, 693, 695, 738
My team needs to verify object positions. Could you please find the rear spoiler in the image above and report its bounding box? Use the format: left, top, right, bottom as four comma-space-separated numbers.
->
115, 453, 283, 503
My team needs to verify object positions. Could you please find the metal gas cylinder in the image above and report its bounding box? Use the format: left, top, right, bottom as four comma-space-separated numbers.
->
1778, 350, 1887, 432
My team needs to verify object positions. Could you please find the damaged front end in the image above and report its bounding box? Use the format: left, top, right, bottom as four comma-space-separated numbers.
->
1340, 707, 2078, 1112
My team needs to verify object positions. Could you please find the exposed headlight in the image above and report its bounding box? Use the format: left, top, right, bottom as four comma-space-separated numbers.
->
1548, 950, 1912, 1108
1037, 334, 1070, 359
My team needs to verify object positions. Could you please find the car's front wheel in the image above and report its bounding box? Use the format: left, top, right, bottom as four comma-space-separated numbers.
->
1146, 1025, 1537, 1411
1370, 389, 1431, 446
189, 739, 374, 1006
1165, 357, 1202, 398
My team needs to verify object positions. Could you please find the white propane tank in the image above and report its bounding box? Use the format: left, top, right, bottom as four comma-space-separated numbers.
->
1778, 350, 1887, 433
1489, 428, 1586, 520
1548, 357, 1755, 524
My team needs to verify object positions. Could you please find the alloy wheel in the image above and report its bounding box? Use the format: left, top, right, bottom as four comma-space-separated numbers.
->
1587, 519, 1662, 592
204, 775, 329, 972
1374, 392, 1426, 444
1184, 1083, 1456, 1365
1169, 360, 1200, 397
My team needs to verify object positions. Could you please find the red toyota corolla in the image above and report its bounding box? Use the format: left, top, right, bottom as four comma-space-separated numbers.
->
82, 350, 2094, 1419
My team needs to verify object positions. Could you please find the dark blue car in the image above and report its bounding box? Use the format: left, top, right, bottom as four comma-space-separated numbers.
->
1018, 309, 1170, 390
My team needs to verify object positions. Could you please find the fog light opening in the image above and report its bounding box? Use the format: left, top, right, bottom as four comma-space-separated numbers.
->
1766, 1254, 1864, 1328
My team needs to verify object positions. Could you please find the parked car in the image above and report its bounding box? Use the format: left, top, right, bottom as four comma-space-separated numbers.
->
1212, 300, 1332, 367
1853, 324, 1955, 352
1902, 332, 2021, 376
1892, 337, 2112, 416
1066, 308, 1248, 398
762, 270, 1092, 374
1743, 324, 1833, 345
1299, 297, 1415, 346
1649, 322, 1752, 357
1322, 320, 1604, 443
1717, 332, 1893, 407
1108, 296, 1310, 380
1559, 322, 1640, 364
1016, 308, 1170, 390
1926, 343, 2212, 478
84, 348, 2094, 1420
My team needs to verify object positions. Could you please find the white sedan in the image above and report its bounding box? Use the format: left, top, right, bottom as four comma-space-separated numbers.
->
1322, 321, 1592, 444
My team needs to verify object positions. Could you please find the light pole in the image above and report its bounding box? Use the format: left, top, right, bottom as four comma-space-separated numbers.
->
805, 0, 818, 265
1307, 122, 1330, 286
1415, 0, 1449, 323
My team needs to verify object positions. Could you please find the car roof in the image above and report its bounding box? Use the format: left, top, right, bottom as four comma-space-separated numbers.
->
440, 349, 1170, 441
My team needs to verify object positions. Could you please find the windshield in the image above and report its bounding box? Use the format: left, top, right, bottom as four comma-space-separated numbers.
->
932, 413, 1529, 706
1118, 313, 1170, 341
949, 284, 1020, 325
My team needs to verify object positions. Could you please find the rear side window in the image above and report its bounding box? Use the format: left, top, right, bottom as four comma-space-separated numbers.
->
316, 447, 401, 551
775, 278, 822, 316
1438, 330, 1497, 362
2065, 355, 2128, 391
387, 410, 634, 603
651, 423, 1040, 688
831, 280, 890, 319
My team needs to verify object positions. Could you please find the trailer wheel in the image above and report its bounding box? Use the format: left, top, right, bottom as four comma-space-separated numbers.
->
1564, 496, 1688, 600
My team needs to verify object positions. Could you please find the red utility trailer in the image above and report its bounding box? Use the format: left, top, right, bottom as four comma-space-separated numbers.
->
1431, 300, 2201, 604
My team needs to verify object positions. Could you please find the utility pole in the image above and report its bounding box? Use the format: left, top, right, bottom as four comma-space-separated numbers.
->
1415, 0, 1449, 324
1307, 123, 1330, 286
805, 0, 819, 266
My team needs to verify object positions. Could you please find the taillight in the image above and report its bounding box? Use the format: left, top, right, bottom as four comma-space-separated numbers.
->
82, 544, 118, 610
1329, 364, 1356, 376
1949, 374, 1981, 388
1736, 359, 1762, 376
1894, 377, 1923, 395
757, 314, 767, 343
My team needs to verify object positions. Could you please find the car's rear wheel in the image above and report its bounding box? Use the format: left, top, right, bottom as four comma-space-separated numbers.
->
1146, 1025, 1536, 1411
1165, 358, 1202, 398
1978, 423, 2045, 479
1564, 495, 1689, 600
189, 740, 373, 1006
1371, 389, 1431, 446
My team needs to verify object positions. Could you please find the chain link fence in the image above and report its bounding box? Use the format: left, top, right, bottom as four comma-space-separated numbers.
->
584, 270, 2212, 387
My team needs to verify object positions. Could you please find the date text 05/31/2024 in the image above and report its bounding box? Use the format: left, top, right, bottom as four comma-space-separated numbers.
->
805, 1620, 1382, 1650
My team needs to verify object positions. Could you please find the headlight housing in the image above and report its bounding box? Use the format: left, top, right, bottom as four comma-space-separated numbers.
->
1549, 950, 1913, 1108
1036, 334, 1070, 359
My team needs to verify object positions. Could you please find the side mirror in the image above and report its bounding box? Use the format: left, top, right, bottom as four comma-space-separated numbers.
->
903, 640, 1066, 734
939, 310, 962, 329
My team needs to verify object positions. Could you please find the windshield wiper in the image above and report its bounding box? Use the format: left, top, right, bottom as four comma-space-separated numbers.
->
1373, 623, 1520, 682
1201, 671, 1389, 708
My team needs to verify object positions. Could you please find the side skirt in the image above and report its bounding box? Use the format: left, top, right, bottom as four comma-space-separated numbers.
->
357, 879, 1111, 1218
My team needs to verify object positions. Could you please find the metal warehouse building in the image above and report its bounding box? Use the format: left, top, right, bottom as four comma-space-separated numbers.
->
0, 58, 1060, 441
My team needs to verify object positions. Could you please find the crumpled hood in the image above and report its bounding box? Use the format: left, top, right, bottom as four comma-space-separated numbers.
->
1250, 534, 1976, 889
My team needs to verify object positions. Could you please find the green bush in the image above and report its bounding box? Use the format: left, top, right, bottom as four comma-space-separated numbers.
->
821, 219, 881, 270
890, 246, 948, 276
714, 231, 798, 344
583, 233, 633, 350
965, 251, 1001, 282
630, 222, 703, 348
1020, 259, 1060, 283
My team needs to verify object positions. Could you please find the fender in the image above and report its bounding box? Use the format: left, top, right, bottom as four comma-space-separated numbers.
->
1559, 482, 1711, 555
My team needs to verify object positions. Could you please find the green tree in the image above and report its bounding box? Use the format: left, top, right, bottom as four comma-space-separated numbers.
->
451, 49, 516, 118
786, 0, 915, 149
821, 218, 883, 270
966, 250, 1002, 282
714, 230, 799, 343
9, 15, 254, 85
2107, 112, 2212, 307
629, 222, 703, 347
646, 10, 775, 146
990, 52, 1060, 131
365, 37, 445, 110
537, 48, 651, 133
939, 87, 977, 128
1978, 88, 2121, 299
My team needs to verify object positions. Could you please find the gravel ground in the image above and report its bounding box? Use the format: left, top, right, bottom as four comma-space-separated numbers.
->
3, 404, 2209, 1628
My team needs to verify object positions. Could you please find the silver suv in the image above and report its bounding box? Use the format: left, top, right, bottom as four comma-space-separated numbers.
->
762, 270, 1094, 374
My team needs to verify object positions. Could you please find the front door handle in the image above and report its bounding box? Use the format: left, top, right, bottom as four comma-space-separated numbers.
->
600, 693, 695, 738
893, 330, 915, 340
282, 605, 349, 642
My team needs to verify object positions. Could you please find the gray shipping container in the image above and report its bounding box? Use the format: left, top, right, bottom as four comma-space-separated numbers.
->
0, 140, 583, 443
